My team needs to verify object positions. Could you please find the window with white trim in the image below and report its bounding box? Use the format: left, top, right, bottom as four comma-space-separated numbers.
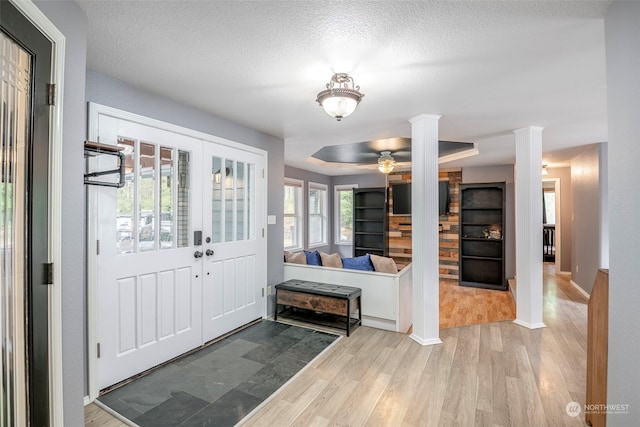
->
283, 178, 303, 250
308, 182, 328, 248
335, 184, 357, 244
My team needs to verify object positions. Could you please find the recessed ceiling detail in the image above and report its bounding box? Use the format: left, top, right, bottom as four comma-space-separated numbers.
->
309, 137, 478, 169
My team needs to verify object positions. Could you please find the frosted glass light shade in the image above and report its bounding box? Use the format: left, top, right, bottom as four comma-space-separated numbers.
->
316, 73, 364, 121
320, 96, 358, 120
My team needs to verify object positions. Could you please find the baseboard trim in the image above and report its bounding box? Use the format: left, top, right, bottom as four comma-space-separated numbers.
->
409, 334, 443, 346
558, 270, 572, 275
570, 280, 590, 299
84, 395, 91, 406
513, 319, 546, 330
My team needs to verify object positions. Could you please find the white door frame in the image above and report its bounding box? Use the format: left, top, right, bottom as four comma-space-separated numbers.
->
7, 0, 66, 424
542, 177, 562, 272
86, 103, 268, 401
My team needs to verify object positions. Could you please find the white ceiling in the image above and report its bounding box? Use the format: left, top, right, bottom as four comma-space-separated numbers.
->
77, 0, 611, 175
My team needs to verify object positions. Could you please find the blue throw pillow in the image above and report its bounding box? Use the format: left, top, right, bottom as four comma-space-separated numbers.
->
304, 250, 322, 266
342, 254, 374, 271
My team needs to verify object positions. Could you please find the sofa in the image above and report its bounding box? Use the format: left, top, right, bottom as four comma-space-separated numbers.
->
283, 251, 413, 333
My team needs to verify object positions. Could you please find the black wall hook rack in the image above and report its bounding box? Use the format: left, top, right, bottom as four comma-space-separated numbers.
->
84, 140, 126, 188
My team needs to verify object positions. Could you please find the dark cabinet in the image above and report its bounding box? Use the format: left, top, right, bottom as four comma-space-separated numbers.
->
353, 187, 387, 257
459, 183, 507, 290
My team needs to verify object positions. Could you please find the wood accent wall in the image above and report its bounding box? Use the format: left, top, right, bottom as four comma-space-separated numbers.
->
388, 172, 412, 269
387, 169, 461, 279
439, 170, 461, 280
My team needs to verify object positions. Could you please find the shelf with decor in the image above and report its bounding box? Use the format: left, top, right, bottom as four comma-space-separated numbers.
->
459, 182, 506, 290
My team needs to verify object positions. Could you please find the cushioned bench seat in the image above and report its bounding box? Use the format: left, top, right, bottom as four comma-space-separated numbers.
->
274, 279, 362, 336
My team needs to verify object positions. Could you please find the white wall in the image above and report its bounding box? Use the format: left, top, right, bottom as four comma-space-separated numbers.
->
570, 144, 604, 294
605, 1, 640, 422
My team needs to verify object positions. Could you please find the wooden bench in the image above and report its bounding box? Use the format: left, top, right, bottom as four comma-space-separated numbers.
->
274, 279, 362, 336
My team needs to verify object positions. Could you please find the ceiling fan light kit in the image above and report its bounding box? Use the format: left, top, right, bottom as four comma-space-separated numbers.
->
316, 73, 364, 121
377, 151, 396, 174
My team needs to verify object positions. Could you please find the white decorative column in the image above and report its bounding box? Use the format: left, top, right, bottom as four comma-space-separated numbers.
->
514, 126, 545, 329
409, 114, 442, 345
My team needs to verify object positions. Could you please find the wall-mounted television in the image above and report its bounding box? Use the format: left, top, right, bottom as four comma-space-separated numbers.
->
392, 182, 450, 215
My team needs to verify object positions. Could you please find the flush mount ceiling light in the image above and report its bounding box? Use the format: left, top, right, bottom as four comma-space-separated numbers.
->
378, 151, 396, 174
316, 73, 364, 121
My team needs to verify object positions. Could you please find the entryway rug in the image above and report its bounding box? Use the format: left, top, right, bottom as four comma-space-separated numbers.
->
97, 320, 339, 426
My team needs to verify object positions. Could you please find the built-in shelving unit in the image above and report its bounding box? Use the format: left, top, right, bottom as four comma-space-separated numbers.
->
353, 187, 387, 257
459, 182, 506, 290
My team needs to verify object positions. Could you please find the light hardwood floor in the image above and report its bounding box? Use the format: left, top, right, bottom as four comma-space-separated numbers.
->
86, 265, 588, 426
439, 279, 516, 329
84, 402, 128, 427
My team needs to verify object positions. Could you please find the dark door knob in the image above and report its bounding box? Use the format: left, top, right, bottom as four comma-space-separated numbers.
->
205, 249, 214, 256
194, 250, 203, 259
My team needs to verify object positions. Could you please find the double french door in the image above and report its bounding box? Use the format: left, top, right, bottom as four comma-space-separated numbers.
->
92, 108, 265, 389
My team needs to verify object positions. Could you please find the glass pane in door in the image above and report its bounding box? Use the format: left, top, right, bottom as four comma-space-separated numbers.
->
116, 138, 135, 254
224, 159, 235, 242
159, 147, 174, 249
211, 156, 222, 243
176, 150, 190, 247
138, 142, 156, 251
236, 162, 245, 241
247, 164, 254, 240
0, 29, 31, 426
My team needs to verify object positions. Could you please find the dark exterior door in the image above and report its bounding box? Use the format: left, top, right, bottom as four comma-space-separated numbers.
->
1, 2, 52, 425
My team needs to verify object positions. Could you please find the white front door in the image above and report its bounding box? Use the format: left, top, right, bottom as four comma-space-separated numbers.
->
92, 108, 266, 390
95, 115, 204, 389
202, 145, 265, 341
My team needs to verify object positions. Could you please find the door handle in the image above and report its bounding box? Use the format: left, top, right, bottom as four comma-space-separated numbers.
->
205, 249, 214, 256
194, 250, 203, 259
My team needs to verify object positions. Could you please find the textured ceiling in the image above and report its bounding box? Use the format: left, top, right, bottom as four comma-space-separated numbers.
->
77, 0, 611, 175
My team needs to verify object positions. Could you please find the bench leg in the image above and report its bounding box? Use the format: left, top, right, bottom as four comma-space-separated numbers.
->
347, 299, 351, 337
274, 290, 278, 321
358, 295, 362, 326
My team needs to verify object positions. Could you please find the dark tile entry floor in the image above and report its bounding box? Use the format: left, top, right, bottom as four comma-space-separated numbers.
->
98, 320, 339, 426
